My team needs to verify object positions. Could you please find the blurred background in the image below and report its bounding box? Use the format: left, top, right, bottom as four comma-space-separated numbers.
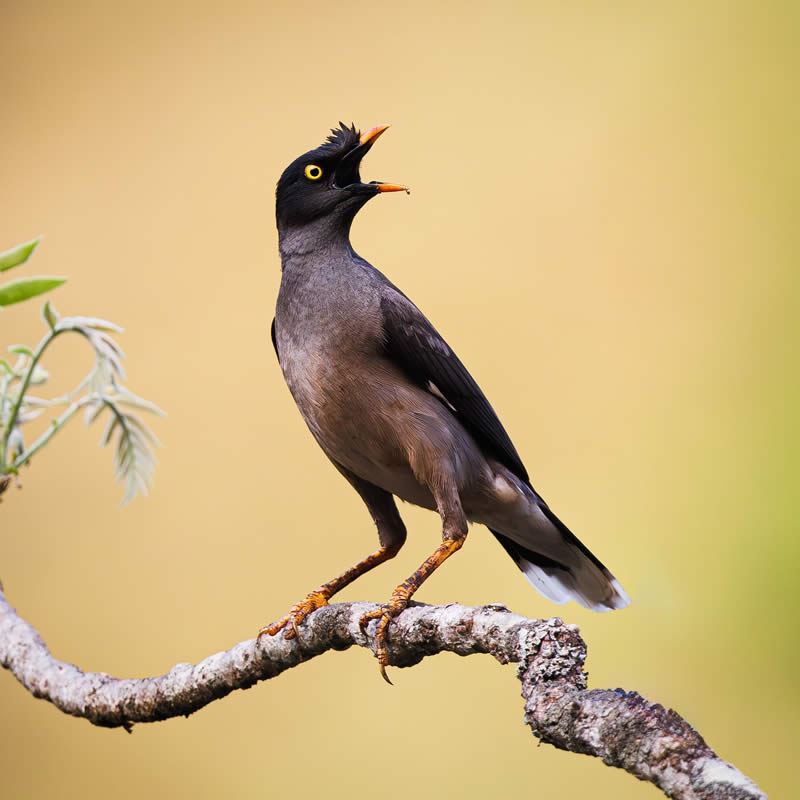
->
1, 1, 796, 797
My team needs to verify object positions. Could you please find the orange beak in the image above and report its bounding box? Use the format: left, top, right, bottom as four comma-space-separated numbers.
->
375, 183, 409, 193
358, 124, 410, 194
359, 124, 390, 147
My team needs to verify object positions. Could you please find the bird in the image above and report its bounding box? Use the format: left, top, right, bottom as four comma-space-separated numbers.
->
260, 122, 629, 681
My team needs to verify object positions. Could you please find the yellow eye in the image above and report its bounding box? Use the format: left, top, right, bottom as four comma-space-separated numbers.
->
304, 164, 323, 180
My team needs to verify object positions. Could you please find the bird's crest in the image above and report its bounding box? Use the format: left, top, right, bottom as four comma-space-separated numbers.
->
319, 122, 360, 155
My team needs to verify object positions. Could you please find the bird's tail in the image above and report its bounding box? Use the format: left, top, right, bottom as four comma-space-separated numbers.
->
489, 499, 629, 612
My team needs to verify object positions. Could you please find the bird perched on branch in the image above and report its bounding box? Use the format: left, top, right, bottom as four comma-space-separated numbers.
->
261, 123, 629, 681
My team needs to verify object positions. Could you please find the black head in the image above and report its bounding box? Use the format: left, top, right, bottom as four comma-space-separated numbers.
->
275, 122, 407, 234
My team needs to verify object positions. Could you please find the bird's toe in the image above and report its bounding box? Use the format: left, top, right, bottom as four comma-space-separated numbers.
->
359, 590, 412, 683
258, 590, 330, 640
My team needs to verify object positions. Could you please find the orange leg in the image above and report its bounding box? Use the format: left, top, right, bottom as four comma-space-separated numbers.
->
360, 534, 466, 684
260, 465, 407, 641
259, 543, 402, 639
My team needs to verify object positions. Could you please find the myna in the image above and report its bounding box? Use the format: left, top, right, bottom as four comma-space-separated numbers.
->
261, 123, 629, 681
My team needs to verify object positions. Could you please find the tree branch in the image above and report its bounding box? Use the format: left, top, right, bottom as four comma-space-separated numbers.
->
0, 585, 764, 799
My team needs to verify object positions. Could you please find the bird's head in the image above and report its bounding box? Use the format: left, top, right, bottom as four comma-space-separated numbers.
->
275, 122, 407, 234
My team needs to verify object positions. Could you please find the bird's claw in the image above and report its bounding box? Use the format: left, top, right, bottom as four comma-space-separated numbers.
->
258, 590, 330, 640
359, 592, 411, 684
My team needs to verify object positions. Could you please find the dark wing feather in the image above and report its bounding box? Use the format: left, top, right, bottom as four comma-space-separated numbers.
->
271, 318, 280, 365
380, 292, 529, 483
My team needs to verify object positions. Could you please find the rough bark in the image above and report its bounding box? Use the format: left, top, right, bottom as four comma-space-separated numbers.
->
0, 586, 765, 799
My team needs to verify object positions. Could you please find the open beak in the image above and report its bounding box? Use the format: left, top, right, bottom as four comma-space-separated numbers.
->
334, 124, 410, 194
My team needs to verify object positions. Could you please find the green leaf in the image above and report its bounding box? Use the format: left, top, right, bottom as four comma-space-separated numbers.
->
42, 300, 59, 330
0, 276, 66, 307
0, 237, 41, 273
8, 345, 33, 356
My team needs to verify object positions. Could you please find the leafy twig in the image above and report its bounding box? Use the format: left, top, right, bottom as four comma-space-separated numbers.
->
0, 238, 163, 503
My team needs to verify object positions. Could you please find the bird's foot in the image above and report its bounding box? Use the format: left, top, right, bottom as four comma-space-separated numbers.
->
258, 589, 330, 640
359, 586, 412, 684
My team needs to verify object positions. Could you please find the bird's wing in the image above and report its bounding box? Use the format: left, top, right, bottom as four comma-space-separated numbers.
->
379, 291, 529, 483
271, 317, 280, 365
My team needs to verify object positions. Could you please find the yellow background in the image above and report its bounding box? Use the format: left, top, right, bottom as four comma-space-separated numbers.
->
2, 1, 796, 797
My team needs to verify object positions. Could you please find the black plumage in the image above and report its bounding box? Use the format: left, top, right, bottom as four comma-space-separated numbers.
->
378, 292, 529, 483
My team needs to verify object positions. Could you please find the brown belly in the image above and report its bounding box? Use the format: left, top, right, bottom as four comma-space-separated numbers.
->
285, 355, 488, 509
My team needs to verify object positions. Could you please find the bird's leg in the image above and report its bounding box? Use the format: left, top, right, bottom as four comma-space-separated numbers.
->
359, 537, 465, 682
259, 467, 406, 641
259, 543, 402, 639
360, 479, 468, 683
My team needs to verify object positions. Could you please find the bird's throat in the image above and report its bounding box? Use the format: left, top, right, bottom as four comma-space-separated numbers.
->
277, 214, 357, 265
